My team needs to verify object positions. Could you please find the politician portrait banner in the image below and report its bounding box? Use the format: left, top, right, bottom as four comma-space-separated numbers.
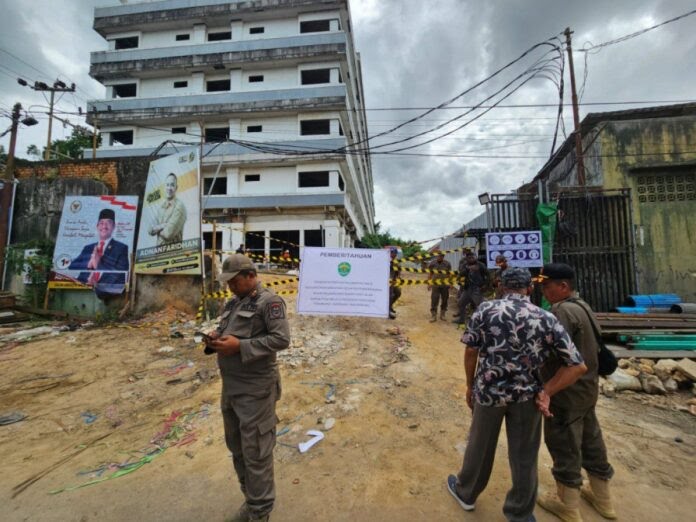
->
51, 195, 138, 298
135, 147, 202, 275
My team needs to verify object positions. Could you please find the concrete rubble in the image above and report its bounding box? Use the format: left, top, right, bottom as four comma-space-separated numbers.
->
602, 357, 696, 415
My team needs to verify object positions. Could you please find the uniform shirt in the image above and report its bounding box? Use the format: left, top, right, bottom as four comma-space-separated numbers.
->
460, 260, 489, 289
428, 258, 452, 287
541, 295, 600, 410
215, 283, 291, 395
461, 293, 583, 407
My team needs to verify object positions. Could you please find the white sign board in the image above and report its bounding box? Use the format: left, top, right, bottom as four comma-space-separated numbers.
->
297, 247, 390, 318
485, 230, 543, 269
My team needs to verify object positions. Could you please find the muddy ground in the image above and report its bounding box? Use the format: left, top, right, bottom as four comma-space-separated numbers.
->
1, 276, 695, 521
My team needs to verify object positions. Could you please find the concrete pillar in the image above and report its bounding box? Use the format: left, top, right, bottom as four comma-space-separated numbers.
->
230, 20, 243, 41
226, 167, 240, 195
230, 69, 242, 92
330, 119, 340, 136
264, 231, 271, 259
230, 222, 245, 251
330, 68, 340, 83
191, 72, 204, 93
193, 24, 207, 44
228, 118, 241, 139
323, 220, 340, 247
330, 19, 340, 31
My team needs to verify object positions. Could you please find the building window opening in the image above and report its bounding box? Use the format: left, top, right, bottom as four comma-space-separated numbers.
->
338, 173, 345, 191
245, 174, 261, 182
173, 80, 188, 88
203, 177, 228, 195
301, 68, 331, 85
208, 31, 232, 41
112, 83, 136, 98
249, 75, 264, 83
247, 125, 263, 133
244, 231, 264, 256
206, 79, 231, 92
205, 127, 229, 142
300, 20, 332, 33
202, 231, 223, 251
110, 130, 134, 146
113, 36, 139, 50
249, 27, 265, 34
300, 119, 331, 136
298, 171, 330, 188
304, 229, 324, 247
172, 127, 187, 134
176, 33, 190, 41
270, 230, 300, 258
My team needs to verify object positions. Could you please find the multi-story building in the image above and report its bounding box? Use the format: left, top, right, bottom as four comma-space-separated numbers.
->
86, 0, 374, 256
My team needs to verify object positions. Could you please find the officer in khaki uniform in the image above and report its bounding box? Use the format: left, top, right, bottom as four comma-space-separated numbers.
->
428, 250, 452, 322
205, 254, 290, 522
537, 263, 616, 522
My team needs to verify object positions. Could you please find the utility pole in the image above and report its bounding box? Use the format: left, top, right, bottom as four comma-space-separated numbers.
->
17, 79, 76, 160
564, 27, 586, 186
0, 103, 38, 288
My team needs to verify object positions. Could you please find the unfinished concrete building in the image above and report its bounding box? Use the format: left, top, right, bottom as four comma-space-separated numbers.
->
86, 0, 375, 256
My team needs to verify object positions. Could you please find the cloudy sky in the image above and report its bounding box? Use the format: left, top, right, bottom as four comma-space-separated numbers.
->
1, 0, 695, 243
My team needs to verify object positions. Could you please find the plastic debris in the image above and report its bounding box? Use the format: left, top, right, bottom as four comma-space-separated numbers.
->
298, 430, 325, 453
80, 412, 98, 424
0, 412, 26, 426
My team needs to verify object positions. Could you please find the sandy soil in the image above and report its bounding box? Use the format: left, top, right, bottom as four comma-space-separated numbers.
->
1, 276, 695, 521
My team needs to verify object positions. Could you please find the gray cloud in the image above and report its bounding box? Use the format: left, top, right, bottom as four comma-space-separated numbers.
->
2, 0, 695, 243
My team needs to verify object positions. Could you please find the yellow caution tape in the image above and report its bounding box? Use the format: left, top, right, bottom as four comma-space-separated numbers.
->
391, 277, 461, 287
397, 267, 459, 275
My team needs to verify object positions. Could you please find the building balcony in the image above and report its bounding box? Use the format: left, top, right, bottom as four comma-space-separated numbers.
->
90, 33, 347, 81
86, 85, 347, 124
94, 0, 346, 36
84, 138, 347, 160
202, 192, 346, 210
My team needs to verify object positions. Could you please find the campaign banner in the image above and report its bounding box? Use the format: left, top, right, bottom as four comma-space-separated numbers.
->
51, 195, 138, 296
135, 147, 202, 275
297, 247, 390, 318
485, 230, 543, 269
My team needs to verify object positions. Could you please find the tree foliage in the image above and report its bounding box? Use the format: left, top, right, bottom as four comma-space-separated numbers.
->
47, 125, 100, 160
359, 222, 425, 258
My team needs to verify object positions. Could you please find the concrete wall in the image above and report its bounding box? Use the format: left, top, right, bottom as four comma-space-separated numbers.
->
599, 116, 696, 300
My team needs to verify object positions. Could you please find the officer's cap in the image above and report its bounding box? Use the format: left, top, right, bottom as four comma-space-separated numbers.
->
501, 267, 532, 289
536, 263, 575, 282
218, 254, 255, 283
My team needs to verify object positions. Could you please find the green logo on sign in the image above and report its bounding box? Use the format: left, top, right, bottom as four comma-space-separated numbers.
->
337, 262, 351, 277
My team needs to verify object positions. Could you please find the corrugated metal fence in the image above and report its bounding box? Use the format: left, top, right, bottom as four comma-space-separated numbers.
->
485, 189, 636, 312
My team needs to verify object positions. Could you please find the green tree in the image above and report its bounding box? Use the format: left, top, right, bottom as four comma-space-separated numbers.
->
26, 144, 41, 158
360, 222, 425, 258
47, 125, 100, 160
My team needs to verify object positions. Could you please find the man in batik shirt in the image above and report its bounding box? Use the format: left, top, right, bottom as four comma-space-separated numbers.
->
446, 267, 587, 522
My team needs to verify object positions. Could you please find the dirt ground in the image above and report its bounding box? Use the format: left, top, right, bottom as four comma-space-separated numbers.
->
1, 276, 695, 521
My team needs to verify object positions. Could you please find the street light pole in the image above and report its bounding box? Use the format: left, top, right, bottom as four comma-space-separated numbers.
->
0, 103, 38, 288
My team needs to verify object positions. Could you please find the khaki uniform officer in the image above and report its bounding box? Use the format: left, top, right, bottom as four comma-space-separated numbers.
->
428, 251, 452, 322
205, 254, 290, 522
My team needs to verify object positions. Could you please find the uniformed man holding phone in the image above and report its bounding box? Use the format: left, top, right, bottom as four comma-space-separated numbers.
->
204, 254, 291, 522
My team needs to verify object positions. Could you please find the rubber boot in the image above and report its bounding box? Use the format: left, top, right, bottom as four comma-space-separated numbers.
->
225, 503, 249, 522
537, 482, 583, 522
429, 312, 437, 322
581, 475, 617, 519
440, 311, 446, 321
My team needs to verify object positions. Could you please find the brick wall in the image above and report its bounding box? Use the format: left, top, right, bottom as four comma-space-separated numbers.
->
15, 160, 119, 192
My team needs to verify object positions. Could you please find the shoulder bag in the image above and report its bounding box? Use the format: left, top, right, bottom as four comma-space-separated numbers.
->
566, 298, 618, 376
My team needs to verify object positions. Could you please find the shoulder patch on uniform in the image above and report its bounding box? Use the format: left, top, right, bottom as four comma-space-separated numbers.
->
267, 301, 285, 320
